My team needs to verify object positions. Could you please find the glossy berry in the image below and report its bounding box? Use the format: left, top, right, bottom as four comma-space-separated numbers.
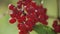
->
25, 20, 34, 31
17, 1, 22, 8
52, 20, 60, 33
10, 11, 16, 18
26, 25, 33, 31
17, 23, 27, 31
52, 20, 58, 28
8, 4, 15, 10
9, 18, 16, 24
8, 0, 48, 34
19, 31, 29, 34
17, 16, 26, 23
54, 25, 60, 33
41, 21, 48, 25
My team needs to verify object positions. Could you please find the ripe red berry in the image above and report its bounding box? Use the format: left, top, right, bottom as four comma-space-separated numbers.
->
26, 20, 35, 27
17, 23, 27, 31
41, 21, 48, 25
52, 20, 60, 33
8, 0, 48, 34
25, 19, 35, 31
8, 4, 15, 10
26, 25, 33, 31
9, 11, 16, 18
19, 31, 29, 34
52, 20, 58, 28
39, 4, 43, 8
22, 0, 32, 5
17, 1, 22, 9
9, 18, 16, 24
54, 25, 60, 33
17, 16, 26, 23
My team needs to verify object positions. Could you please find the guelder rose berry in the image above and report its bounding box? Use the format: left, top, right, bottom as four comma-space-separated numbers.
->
8, 4, 15, 10
8, 0, 48, 34
17, 1, 22, 8
52, 20, 60, 33
19, 31, 29, 34
17, 23, 27, 31
52, 20, 58, 28
9, 18, 16, 24
54, 25, 60, 33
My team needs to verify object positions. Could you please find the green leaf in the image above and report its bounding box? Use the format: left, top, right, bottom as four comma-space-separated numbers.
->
33, 23, 56, 34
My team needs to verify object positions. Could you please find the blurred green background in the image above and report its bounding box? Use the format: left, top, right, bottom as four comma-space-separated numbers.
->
0, 0, 58, 34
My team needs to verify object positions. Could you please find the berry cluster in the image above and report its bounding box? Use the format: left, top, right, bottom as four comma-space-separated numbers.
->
52, 20, 60, 33
8, 0, 48, 34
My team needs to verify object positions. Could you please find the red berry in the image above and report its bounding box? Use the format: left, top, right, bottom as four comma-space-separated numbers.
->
8, 0, 48, 34
23, 0, 32, 5
41, 21, 48, 25
54, 25, 60, 33
17, 1, 22, 8
9, 11, 16, 18
52, 20, 58, 28
18, 10, 22, 15
25, 20, 34, 27
39, 4, 43, 8
8, 4, 15, 10
9, 18, 16, 24
25, 20, 35, 31
19, 31, 29, 34
17, 16, 26, 23
26, 25, 33, 31
53, 20, 60, 33
25, 6, 35, 14
17, 23, 27, 31
30, 1, 36, 8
